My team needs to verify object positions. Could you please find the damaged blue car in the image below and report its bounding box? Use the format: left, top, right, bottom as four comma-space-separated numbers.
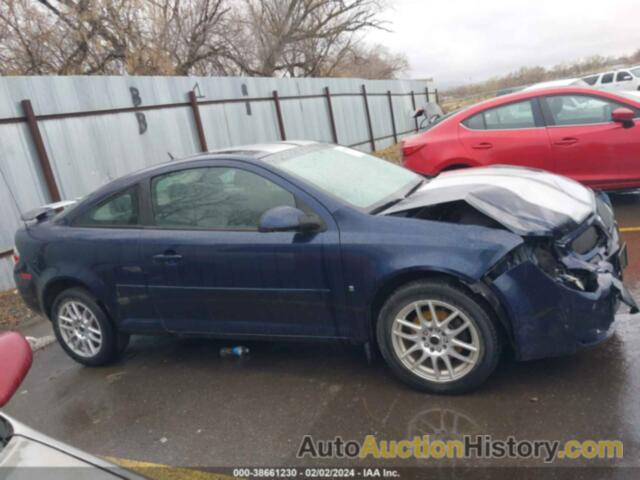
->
13, 142, 637, 393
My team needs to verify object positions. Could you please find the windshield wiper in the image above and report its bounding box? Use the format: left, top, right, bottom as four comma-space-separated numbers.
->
370, 198, 405, 215
370, 180, 425, 215
404, 180, 425, 198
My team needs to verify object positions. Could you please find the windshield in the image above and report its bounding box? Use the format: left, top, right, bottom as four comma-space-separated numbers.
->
631, 67, 640, 78
270, 145, 421, 210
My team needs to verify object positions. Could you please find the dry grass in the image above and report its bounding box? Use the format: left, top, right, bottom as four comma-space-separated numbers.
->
0, 289, 42, 331
373, 143, 403, 165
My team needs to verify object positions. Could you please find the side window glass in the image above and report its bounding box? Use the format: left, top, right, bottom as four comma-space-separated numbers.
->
482, 101, 536, 129
151, 167, 296, 230
544, 95, 628, 125
74, 186, 139, 227
617, 71, 633, 82
582, 75, 599, 86
601, 73, 614, 84
462, 113, 485, 130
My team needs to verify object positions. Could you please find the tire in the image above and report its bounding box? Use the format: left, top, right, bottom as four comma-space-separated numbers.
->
376, 280, 501, 394
51, 287, 129, 366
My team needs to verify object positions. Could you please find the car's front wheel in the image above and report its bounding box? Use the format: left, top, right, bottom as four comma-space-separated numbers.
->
52, 288, 129, 366
376, 281, 501, 394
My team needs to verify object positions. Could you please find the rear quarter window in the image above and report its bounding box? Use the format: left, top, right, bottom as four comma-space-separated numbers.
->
582, 75, 599, 86
72, 186, 139, 227
462, 113, 486, 130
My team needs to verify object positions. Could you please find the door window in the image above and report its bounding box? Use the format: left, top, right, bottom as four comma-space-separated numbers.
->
616, 71, 633, 82
542, 95, 633, 126
74, 186, 139, 227
462, 100, 536, 130
601, 73, 614, 84
151, 167, 295, 230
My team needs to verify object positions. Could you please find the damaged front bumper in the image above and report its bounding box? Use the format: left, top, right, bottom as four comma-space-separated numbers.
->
491, 259, 635, 361
487, 195, 638, 361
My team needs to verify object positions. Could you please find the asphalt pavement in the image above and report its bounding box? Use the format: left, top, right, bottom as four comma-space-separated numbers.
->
4, 192, 640, 479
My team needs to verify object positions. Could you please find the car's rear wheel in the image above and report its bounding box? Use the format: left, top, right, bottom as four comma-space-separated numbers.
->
52, 288, 129, 366
376, 281, 500, 394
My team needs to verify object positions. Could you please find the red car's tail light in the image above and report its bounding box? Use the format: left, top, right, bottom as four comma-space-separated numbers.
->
402, 143, 426, 157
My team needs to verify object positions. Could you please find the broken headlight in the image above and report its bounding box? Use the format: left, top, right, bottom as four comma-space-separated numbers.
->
532, 241, 599, 292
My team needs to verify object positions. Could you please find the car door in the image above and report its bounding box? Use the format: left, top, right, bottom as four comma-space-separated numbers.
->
458, 98, 551, 170
139, 162, 341, 337
615, 71, 635, 92
599, 72, 615, 91
541, 93, 640, 188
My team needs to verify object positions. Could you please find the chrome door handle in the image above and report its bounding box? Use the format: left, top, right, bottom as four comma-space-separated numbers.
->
153, 252, 183, 263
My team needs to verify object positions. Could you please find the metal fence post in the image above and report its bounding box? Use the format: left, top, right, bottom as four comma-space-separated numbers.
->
21, 99, 61, 202
188, 90, 208, 152
435, 88, 440, 105
410, 91, 418, 132
425, 87, 430, 104
387, 91, 398, 144
361, 85, 375, 152
324, 87, 338, 144
272, 90, 286, 141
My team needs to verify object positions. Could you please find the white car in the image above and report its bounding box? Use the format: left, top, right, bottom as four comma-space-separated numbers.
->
522, 78, 590, 91
582, 67, 640, 92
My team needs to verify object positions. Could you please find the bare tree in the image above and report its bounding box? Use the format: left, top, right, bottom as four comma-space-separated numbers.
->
0, 0, 403, 78
324, 43, 409, 79
229, 0, 388, 77
0, 0, 234, 75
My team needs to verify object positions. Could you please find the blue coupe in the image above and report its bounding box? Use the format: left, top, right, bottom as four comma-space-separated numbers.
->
13, 142, 637, 393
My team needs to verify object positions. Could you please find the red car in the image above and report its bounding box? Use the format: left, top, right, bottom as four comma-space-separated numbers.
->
402, 87, 640, 190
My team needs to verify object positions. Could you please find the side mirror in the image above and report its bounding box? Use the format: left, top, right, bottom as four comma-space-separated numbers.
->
0, 332, 33, 407
612, 108, 635, 129
412, 107, 425, 119
259, 206, 323, 233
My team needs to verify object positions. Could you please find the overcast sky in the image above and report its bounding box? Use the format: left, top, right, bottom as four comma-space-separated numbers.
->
367, 0, 640, 88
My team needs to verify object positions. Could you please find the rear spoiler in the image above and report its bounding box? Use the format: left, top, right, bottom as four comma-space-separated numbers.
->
21, 200, 78, 222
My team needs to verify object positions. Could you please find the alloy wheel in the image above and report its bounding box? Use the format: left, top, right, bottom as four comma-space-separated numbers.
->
57, 300, 103, 358
390, 300, 481, 383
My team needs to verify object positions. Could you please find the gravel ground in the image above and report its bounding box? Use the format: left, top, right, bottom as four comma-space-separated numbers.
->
0, 289, 42, 331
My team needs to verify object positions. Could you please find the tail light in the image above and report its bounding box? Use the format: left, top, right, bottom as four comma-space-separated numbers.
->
402, 143, 426, 157
12, 247, 19, 265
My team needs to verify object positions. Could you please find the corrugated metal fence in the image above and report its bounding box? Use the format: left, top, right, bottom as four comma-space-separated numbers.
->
0, 75, 435, 290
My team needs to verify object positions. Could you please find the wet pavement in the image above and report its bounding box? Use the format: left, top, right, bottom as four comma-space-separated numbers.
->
4, 193, 640, 478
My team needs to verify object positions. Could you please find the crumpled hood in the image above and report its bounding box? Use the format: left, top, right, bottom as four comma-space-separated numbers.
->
384, 166, 596, 236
